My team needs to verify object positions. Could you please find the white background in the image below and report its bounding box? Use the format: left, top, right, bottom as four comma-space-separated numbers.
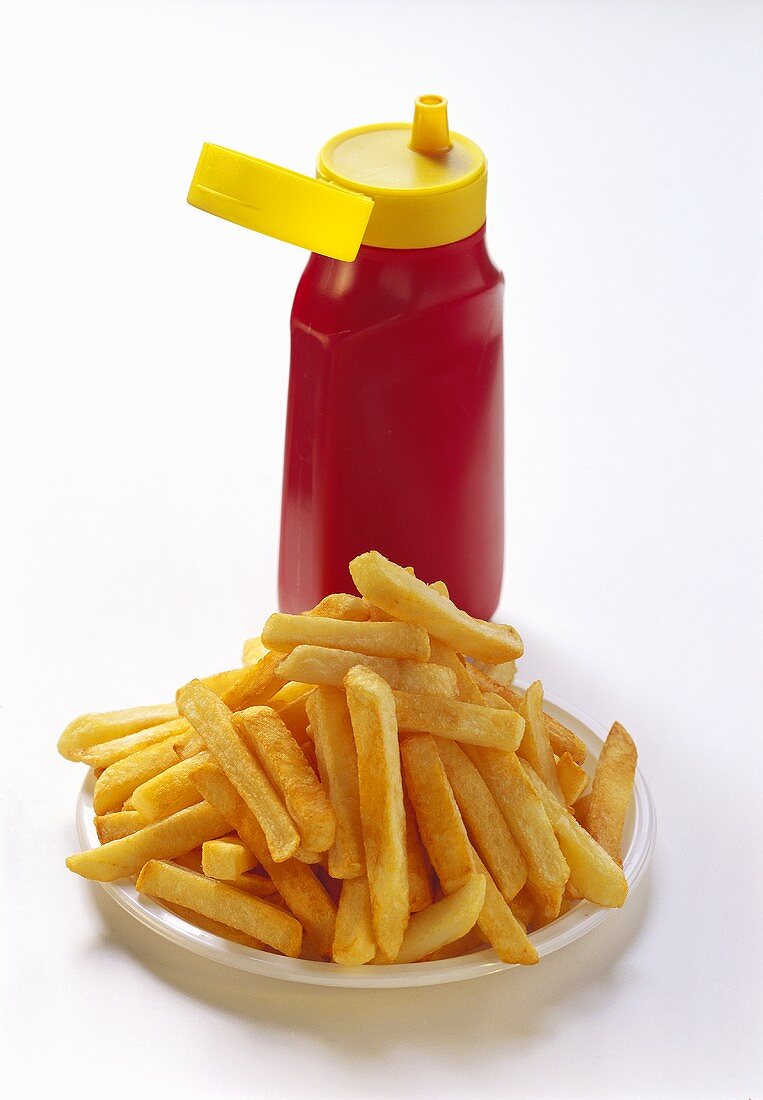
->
1, 1, 761, 1097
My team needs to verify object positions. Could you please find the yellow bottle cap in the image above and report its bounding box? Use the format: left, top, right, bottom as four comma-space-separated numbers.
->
187, 96, 486, 256
318, 95, 487, 249
187, 144, 374, 261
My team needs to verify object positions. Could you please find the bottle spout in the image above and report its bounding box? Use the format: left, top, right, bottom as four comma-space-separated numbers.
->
409, 95, 452, 155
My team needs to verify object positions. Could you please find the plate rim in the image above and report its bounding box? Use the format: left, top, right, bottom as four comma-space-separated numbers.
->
75, 683, 656, 988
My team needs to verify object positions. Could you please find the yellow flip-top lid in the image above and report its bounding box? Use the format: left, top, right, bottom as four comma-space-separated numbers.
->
187, 96, 486, 258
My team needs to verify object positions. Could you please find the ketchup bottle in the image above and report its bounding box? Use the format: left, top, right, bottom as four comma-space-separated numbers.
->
188, 96, 504, 619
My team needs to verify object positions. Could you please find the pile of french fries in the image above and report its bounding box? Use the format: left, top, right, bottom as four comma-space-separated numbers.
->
61, 551, 638, 967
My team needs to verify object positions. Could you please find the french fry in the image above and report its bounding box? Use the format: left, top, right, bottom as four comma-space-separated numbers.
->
586, 722, 637, 865
306, 688, 365, 880
175, 731, 205, 760
306, 593, 370, 621
234, 706, 336, 853
242, 635, 268, 666
349, 551, 523, 663
396, 663, 457, 697
423, 925, 486, 961
163, 901, 269, 951
272, 692, 311, 744
470, 848, 539, 965
202, 835, 258, 880
404, 793, 433, 912
428, 638, 485, 705
345, 666, 409, 961
520, 761, 628, 907
467, 668, 587, 765
395, 874, 486, 965
401, 734, 475, 894
270, 682, 312, 709
332, 877, 376, 966
190, 761, 337, 957
136, 860, 302, 957
78, 718, 191, 770
517, 681, 565, 802
557, 752, 589, 807
58, 703, 178, 761
394, 691, 524, 751
66, 801, 229, 881
263, 614, 430, 662
275, 645, 454, 696
177, 681, 299, 863
435, 738, 527, 902
94, 809, 145, 844
465, 746, 569, 911
217, 650, 285, 712
573, 791, 591, 827
129, 754, 208, 822
224, 872, 279, 899
92, 738, 186, 816
469, 657, 517, 687
181, 844, 276, 897
277, 645, 400, 688
509, 885, 536, 929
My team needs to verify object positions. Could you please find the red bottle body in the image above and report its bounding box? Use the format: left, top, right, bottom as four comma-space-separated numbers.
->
278, 225, 504, 619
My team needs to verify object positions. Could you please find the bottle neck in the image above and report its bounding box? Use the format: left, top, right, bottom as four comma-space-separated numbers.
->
354, 223, 487, 263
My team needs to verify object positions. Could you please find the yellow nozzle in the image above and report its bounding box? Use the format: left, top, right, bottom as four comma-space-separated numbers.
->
409, 95, 452, 155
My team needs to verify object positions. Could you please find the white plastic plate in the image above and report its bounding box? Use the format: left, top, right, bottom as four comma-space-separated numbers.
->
76, 685, 655, 987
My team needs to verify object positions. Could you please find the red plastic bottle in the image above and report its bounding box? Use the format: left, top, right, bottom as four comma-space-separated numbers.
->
279, 227, 504, 618
187, 95, 504, 616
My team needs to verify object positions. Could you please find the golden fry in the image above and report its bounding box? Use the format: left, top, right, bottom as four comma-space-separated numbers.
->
401, 734, 475, 895
470, 848, 538, 965
201, 835, 258, 880
557, 752, 589, 807
235, 706, 336, 853
467, 668, 588, 765
521, 761, 628, 907
129, 754, 207, 821
404, 793, 433, 912
242, 635, 268, 666
306, 593, 370, 621
306, 688, 365, 879
465, 746, 569, 911
345, 666, 409, 961
277, 645, 400, 687
428, 638, 485, 705
423, 925, 486, 961
163, 901, 269, 951
396, 663, 457, 697
263, 613, 430, 662
349, 551, 523, 663
94, 809, 145, 844
333, 877, 376, 966
177, 681, 299, 863
58, 703, 178, 761
136, 860, 302, 957
517, 681, 564, 802
394, 691, 524, 751
191, 761, 337, 957
586, 722, 637, 865
395, 875, 486, 965
218, 651, 284, 712
78, 718, 191, 770
66, 801, 229, 881
435, 738, 527, 902
92, 738, 185, 816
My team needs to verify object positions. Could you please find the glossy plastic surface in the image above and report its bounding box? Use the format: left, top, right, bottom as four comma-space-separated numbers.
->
278, 226, 505, 618
75, 684, 655, 989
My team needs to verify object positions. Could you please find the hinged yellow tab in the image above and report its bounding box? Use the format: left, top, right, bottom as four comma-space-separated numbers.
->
187, 143, 374, 262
